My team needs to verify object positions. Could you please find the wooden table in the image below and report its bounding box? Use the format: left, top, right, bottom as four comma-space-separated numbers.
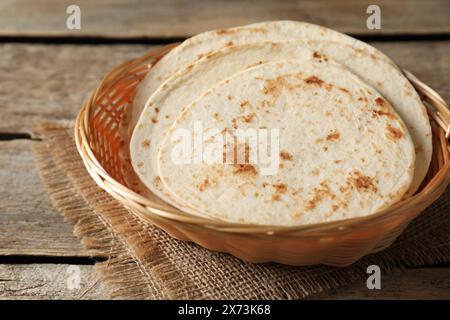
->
1, 0, 449, 299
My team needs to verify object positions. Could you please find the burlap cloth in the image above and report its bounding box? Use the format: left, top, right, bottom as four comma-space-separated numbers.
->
32, 120, 450, 299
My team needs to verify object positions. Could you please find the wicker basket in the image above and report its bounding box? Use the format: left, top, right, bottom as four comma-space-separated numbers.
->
75, 44, 450, 267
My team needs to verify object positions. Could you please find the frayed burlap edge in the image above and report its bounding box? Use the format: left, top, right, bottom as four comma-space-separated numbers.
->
31, 120, 450, 299
32, 121, 174, 299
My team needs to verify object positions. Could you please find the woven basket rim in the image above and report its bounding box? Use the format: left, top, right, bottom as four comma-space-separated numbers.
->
75, 44, 450, 236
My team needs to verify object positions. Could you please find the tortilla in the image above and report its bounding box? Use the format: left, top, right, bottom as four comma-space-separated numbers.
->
128, 20, 399, 139
130, 41, 430, 202
153, 59, 415, 225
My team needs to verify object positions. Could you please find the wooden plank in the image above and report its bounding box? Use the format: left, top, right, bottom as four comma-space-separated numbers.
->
0, 265, 448, 299
0, 140, 93, 257
1, 41, 450, 134
0, 0, 449, 38
314, 268, 450, 300
0, 43, 153, 135
0, 264, 109, 299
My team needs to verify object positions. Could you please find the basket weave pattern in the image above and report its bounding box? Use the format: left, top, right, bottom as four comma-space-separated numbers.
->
75, 45, 450, 266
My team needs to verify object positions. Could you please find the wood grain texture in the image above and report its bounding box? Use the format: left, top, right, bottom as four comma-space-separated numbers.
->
0, 44, 153, 135
0, 265, 448, 299
1, 41, 450, 134
0, 264, 109, 299
0, 140, 93, 257
314, 268, 450, 300
0, 0, 449, 38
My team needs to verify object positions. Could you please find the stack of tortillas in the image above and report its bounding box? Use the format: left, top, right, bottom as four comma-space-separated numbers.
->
126, 21, 431, 226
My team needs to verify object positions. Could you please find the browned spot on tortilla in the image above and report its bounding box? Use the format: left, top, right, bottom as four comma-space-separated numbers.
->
213, 112, 219, 120
312, 51, 329, 62
154, 107, 160, 113
198, 177, 209, 192
272, 183, 287, 193
313, 51, 322, 59
233, 163, 257, 175
326, 130, 340, 141
263, 76, 288, 98
262, 182, 269, 188
291, 212, 302, 218
272, 194, 281, 201
154, 176, 161, 185
349, 171, 378, 193
225, 41, 234, 46
334, 160, 342, 164
339, 87, 350, 93
137, 161, 144, 168
215, 29, 237, 35
332, 204, 339, 212
240, 99, 250, 108
186, 64, 194, 70
227, 95, 233, 101
280, 150, 293, 161
323, 146, 328, 151
386, 124, 404, 140
165, 115, 170, 119
141, 139, 150, 148
231, 118, 237, 129
240, 113, 256, 123
304, 76, 324, 86
371, 109, 395, 120
224, 141, 257, 176
260, 100, 271, 108
375, 97, 386, 107
306, 182, 334, 211
254, 192, 260, 198
311, 168, 320, 176
151, 118, 158, 124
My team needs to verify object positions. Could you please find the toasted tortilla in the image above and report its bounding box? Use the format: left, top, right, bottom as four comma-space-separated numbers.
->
130, 41, 430, 202
153, 59, 415, 225
128, 20, 400, 139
